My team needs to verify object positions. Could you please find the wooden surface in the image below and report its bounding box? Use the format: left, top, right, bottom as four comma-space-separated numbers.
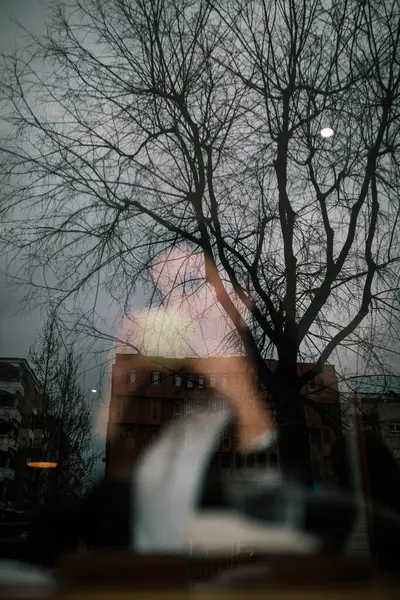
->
3, 553, 399, 599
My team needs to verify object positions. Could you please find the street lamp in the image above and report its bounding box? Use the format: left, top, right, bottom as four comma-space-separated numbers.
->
320, 127, 334, 138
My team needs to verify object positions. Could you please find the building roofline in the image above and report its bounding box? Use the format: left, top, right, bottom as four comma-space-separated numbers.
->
0, 356, 42, 391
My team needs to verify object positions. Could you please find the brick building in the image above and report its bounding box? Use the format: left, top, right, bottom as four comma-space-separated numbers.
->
105, 354, 341, 484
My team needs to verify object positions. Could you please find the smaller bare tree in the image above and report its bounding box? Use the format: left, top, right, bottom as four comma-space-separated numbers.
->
27, 309, 100, 506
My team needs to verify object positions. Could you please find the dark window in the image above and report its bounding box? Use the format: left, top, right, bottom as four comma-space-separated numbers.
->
173, 402, 183, 422
128, 370, 136, 383
152, 371, 160, 385
323, 456, 331, 478
313, 459, 322, 479
220, 453, 231, 468
257, 453, 268, 468
222, 431, 231, 451
174, 374, 182, 387
151, 400, 160, 420
246, 454, 256, 468
197, 398, 205, 412
126, 427, 134, 438
198, 375, 205, 388
323, 428, 331, 444
269, 454, 278, 469
390, 422, 400, 433
186, 374, 194, 389
0, 395, 14, 408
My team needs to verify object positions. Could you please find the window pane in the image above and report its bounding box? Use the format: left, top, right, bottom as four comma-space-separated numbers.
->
221, 375, 227, 388
129, 370, 136, 383
210, 375, 216, 388
198, 375, 205, 388
173, 402, 183, 422
175, 374, 182, 387
246, 454, 256, 468
269, 454, 278, 468
151, 400, 160, 420
323, 428, 331, 444
152, 371, 160, 384
187, 375, 194, 388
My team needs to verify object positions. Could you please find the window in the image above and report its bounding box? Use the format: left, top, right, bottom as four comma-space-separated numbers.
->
246, 454, 256, 468
323, 428, 331, 444
257, 454, 268, 468
269, 454, 278, 469
313, 459, 322, 480
152, 371, 160, 385
390, 422, 400, 434
128, 370, 136, 383
209, 397, 218, 411
220, 453, 231, 468
197, 398, 205, 412
174, 374, 182, 387
198, 375, 205, 388
116, 398, 123, 419
221, 375, 227, 388
126, 427, 134, 438
186, 374, 194, 389
209, 375, 216, 388
143, 426, 158, 442
323, 457, 332, 479
222, 430, 231, 450
151, 400, 161, 420
173, 402, 183, 423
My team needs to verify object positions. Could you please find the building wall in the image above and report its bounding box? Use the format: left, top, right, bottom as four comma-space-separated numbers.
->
0, 358, 44, 510
106, 354, 340, 484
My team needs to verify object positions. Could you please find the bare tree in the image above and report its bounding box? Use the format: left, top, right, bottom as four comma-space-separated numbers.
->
27, 309, 99, 505
1, 0, 400, 482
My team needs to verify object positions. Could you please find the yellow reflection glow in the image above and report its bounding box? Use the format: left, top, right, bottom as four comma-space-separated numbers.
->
27, 461, 57, 469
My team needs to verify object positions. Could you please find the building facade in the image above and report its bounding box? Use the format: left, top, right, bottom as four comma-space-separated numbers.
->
0, 358, 44, 513
105, 354, 341, 484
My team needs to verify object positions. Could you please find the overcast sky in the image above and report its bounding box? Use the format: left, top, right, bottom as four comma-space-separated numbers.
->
0, 2, 112, 468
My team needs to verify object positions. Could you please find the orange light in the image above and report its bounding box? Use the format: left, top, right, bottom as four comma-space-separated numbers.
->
27, 461, 57, 469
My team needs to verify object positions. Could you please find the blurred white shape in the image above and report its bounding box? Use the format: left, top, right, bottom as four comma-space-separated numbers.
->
320, 127, 334, 138
184, 513, 319, 556
91, 389, 97, 393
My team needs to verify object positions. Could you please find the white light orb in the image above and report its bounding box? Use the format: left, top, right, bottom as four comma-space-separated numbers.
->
320, 127, 334, 138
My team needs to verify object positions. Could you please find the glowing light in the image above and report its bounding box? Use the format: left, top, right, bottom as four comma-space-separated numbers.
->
320, 127, 334, 138
91, 389, 97, 393
27, 461, 57, 469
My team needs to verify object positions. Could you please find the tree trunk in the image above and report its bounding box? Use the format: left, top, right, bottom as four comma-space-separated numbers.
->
275, 391, 313, 487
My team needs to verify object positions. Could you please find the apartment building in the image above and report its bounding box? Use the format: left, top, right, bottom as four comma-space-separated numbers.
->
0, 358, 44, 512
105, 354, 341, 484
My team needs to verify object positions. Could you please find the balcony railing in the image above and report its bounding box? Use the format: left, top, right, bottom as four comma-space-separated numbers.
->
0, 467, 15, 481
0, 407, 22, 424
0, 381, 24, 394
0, 435, 18, 453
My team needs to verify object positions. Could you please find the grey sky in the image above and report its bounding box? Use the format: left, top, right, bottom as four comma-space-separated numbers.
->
0, 1, 110, 470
